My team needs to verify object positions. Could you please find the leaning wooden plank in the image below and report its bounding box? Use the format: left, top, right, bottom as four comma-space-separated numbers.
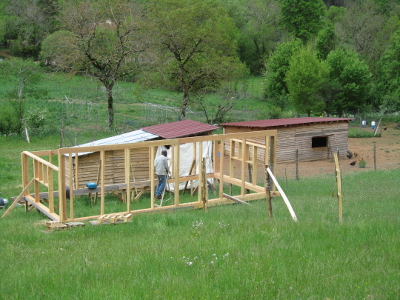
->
266, 167, 298, 222
2, 178, 34, 218
25, 195, 59, 221
223, 193, 251, 205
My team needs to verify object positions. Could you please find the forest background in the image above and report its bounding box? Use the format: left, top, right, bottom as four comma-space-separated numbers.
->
0, 0, 400, 136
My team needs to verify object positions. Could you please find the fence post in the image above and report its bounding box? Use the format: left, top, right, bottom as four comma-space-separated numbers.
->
333, 153, 343, 223
295, 149, 299, 180
374, 144, 377, 171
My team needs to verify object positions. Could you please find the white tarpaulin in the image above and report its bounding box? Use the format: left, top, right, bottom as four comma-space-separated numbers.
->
155, 142, 214, 192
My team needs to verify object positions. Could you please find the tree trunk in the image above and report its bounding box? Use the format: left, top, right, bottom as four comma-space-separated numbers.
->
179, 89, 189, 121
105, 83, 114, 128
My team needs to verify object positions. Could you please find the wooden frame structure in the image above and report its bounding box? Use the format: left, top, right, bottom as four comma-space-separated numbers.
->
3, 130, 279, 222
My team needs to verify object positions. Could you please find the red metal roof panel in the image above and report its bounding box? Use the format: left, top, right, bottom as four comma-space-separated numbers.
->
141, 119, 219, 139
220, 117, 354, 128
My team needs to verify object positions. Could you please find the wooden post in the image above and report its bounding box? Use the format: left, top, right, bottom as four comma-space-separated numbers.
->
219, 139, 225, 200
34, 160, 39, 203
201, 158, 208, 211
74, 153, 79, 189
265, 167, 273, 218
69, 154, 74, 220
125, 148, 131, 212
295, 149, 299, 180
48, 166, 54, 214
241, 138, 247, 196
100, 150, 105, 216
333, 153, 343, 223
252, 145, 257, 185
174, 142, 180, 207
21, 152, 29, 199
265, 136, 273, 218
150, 146, 155, 209
58, 152, 66, 222
198, 142, 203, 204
373, 144, 376, 171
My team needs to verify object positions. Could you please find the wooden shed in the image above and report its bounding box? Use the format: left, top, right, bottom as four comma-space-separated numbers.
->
65, 120, 218, 189
220, 117, 353, 163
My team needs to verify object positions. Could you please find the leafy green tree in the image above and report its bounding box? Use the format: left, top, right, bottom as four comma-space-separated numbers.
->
222, 0, 283, 75
285, 46, 328, 116
324, 49, 372, 115
336, 1, 386, 64
315, 21, 337, 60
2, 0, 57, 58
264, 39, 302, 105
376, 28, 400, 112
146, 0, 247, 120
0, 57, 46, 133
279, 0, 326, 43
43, 0, 150, 128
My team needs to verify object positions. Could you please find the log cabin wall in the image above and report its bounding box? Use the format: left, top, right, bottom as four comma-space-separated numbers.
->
65, 147, 150, 188
223, 122, 349, 163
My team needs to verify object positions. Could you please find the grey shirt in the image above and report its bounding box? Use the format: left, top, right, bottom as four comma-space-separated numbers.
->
154, 155, 169, 175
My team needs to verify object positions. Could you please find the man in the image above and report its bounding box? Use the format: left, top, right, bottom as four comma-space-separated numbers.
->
371, 120, 376, 130
154, 150, 169, 199
361, 120, 366, 128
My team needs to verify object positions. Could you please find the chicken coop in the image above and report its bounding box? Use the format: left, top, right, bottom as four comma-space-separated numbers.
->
220, 117, 353, 163
65, 120, 219, 190
4, 128, 279, 223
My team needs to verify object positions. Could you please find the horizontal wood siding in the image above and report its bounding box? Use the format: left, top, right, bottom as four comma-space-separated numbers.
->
223, 122, 349, 163
65, 147, 150, 188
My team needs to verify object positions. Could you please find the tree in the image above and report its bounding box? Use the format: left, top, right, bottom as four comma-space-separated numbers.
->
264, 39, 302, 104
285, 46, 328, 116
376, 29, 400, 112
43, 0, 150, 128
0, 57, 46, 133
324, 49, 372, 115
2, 0, 57, 57
279, 0, 326, 43
146, 0, 247, 120
222, 0, 284, 75
315, 21, 337, 60
336, 1, 386, 64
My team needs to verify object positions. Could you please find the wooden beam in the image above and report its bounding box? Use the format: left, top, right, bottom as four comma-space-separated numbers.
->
266, 167, 297, 222
2, 179, 35, 218
58, 152, 66, 222
223, 193, 251, 205
219, 139, 225, 199
125, 148, 131, 211
24, 195, 59, 221
100, 150, 105, 216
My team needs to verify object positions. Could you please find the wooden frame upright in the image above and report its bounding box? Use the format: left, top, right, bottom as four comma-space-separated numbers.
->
3, 130, 279, 222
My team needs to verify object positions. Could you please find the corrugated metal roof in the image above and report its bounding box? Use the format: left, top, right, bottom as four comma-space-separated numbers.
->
220, 117, 354, 128
141, 119, 218, 139
68, 129, 158, 156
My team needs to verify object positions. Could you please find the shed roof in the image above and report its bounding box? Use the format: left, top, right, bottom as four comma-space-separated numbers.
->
220, 117, 353, 128
68, 129, 158, 157
141, 119, 218, 139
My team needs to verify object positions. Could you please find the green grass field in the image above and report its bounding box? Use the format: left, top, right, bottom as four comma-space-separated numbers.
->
1, 131, 399, 299
1, 188, 399, 299
1, 74, 400, 299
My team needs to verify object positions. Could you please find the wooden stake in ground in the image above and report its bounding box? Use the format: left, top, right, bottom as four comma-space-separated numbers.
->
333, 153, 343, 223
265, 167, 273, 218
266, 167, 298, 222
